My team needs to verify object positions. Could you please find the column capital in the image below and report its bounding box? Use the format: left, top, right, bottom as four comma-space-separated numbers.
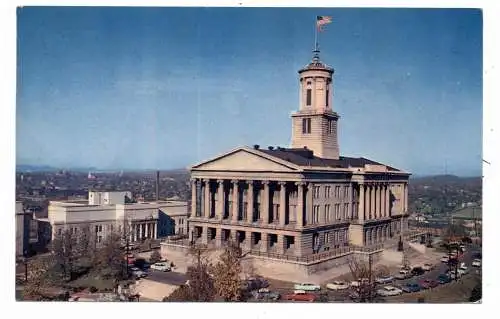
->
295, 181, 305, 186
278, 181, 287, 186
230, 179, 239, 184
202, 178, 210, 183
262, 180, 270, 185
246, 180, 254, 185
190, 178, 198, 183
307, 182, 314, 189
217, 179, 225, 184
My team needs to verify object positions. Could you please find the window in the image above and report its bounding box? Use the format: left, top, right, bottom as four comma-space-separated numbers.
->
327, 120, 334, 134
324, 186, 331, 198
325, 232, 330, 243
344, 186, 349, 198
335, 204, 340, 220
326, 89, 329, 107
335, 186, 341, 198
344, 203, 349, 220
97, 236, 102, 243
302, 118, 311, 134
313, 186, 321, 198
306, 89, 312, 106
313, 205, 320, 223
325, 204, 331, 221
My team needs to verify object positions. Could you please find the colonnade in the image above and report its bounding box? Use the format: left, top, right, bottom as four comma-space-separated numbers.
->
129, 222, 157, 242
358, 182, 408, 222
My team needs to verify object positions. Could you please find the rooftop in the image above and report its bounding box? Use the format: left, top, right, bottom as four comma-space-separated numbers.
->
452, 206, 482, 220
258, 147, 401, 172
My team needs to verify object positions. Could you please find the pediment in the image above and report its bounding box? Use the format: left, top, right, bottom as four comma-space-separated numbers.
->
191, 148, 300, 172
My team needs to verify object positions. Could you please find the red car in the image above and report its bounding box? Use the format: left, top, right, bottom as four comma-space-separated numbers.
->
419, 279, 438, 289
284, 291, 316, 302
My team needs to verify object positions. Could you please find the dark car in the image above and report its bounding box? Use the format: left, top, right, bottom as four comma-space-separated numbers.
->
411, 267, 425, 276
402, 283, 421, 293
437, 274, 452, 284
419, 279, 438, 289
246, 277, 269, 291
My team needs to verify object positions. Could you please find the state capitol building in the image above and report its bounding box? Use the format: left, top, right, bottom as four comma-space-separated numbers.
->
185, 48, 410, 263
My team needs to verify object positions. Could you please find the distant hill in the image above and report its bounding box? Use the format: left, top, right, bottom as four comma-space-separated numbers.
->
16, 164, 58, 172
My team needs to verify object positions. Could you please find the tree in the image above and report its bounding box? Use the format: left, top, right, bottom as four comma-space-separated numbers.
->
51, 229, 77, 281
95, 231, 127, 281
150, 250, 162, 264
211, 241, 244, 302
23, 256, 57, 300
347, 255, 376, 303
164, 244, 215, 302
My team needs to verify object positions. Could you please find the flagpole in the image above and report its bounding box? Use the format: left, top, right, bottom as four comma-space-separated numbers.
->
313, 17, 319, 62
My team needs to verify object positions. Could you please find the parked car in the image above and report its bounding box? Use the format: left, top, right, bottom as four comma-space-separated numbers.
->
422, 263, 434, 271
293, 283, 321, 291
129, 267, 148, 279
441, 256, 449, 263
447, 270, 463, 279
245, 277, 269, 291
411, 267, 425, 277
437, 274, 452, 284
150, 262, 171, 272
375, 276, 394, 284
284, 290, 316, 302
419, 279, 438, 289
395, 270, 412, 280
253, 288, 281, 301
326, 281, 350, 291
402, 283, 421, 293
471, 259, 481, 267
351, 278, 369, 287
376, 286, 403, 297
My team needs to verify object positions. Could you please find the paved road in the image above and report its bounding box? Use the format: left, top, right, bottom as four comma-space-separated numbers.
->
144, 270, 187, 286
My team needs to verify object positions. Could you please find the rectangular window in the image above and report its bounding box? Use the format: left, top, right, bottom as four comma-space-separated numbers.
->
344, 186, 349, 198
326, 89, 329, 107
325, 204, 330, 221
324, 186, 331, 198
97, 236, 102, 243
302, 118, 312, 134
306, 89, 312, 106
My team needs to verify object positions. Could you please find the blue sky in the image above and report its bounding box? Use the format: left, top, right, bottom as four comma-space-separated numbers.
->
16, 7, 482, 176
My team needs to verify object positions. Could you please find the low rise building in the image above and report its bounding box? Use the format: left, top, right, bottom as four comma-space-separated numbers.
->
48, 191, 188, 245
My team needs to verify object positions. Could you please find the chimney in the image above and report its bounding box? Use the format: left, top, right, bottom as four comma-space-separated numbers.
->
156, 171, 160, 201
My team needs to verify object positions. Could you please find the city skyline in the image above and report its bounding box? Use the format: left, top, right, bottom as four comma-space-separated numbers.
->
17, 7, 482, 176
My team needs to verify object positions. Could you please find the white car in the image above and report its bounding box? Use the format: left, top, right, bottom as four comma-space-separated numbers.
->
472, 259, 481, 267
376, 286, 403, 297
422, 263, 434, 271
150, 262, 171, 272
350, 278, 369, 287
326, 281, 350, 291
375, 276, 394, 284
293, 283, 321, 291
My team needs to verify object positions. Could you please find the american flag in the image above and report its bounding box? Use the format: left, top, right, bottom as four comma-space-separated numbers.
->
316, 16, 332, 31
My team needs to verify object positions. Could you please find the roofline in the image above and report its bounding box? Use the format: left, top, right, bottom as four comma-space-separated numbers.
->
189, 146, 304, 172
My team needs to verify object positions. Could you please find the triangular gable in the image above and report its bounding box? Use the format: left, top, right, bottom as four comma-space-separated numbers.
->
190, 147, 301, 172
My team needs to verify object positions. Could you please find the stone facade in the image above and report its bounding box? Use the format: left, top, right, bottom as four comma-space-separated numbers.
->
186, 50, 410, 263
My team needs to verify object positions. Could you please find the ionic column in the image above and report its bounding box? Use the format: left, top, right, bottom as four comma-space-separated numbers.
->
203, 179, 210, 218
201, 226, 208, 244
131, 224, 136, 242
153, 223, 157, 239
279, 182, 286, 226
217, 180, 225, 220
139, 224, 143, 240
306, 183, 313, 225
358, 184, 365, 223
262, 181, 270, 224
296, 182, 304, 228
231, 180, 239, 222
348, 184, 353, 219
146, 223, 150, 238
247, 181, 254, 223
277, 234, 285, 254
403, 184, 408, 214
375, 184, 380, 219
386, 184, 391, 217
191, 178, 197, 216
370, 185, 375, 220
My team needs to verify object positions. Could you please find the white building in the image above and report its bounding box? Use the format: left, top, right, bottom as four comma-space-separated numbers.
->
48, 191, 188, 245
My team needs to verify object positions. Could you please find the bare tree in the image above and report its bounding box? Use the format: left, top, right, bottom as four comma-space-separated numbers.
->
165, 244, 215, 302
347, 255, 376, 302
211, 241, 244, 302
51, 229, 77, 281
23, 256, 56, 300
